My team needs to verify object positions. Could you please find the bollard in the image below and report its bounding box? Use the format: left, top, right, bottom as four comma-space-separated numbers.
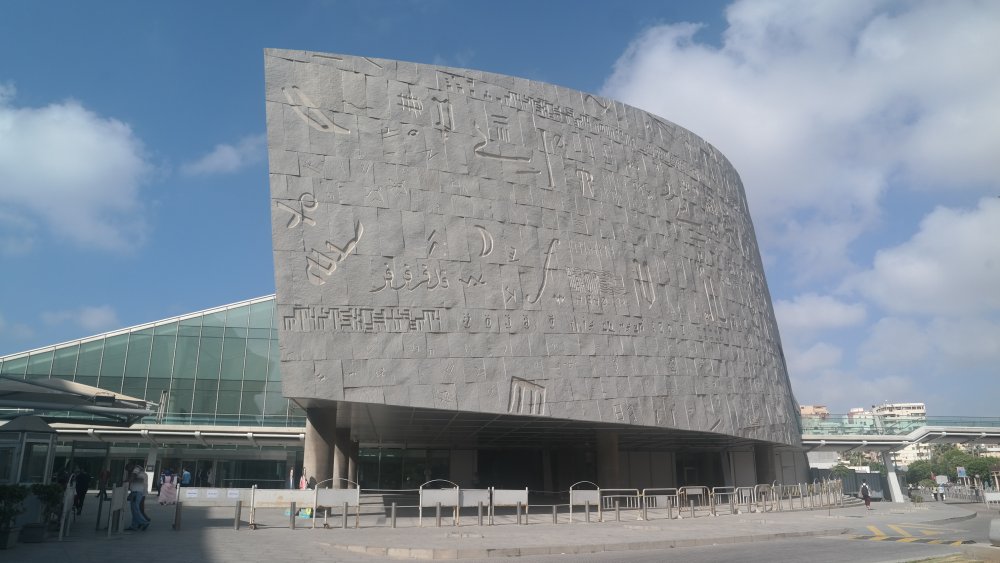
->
436, 502, 442, 527
290, 502, 296, 530
585, 501, 591, 523
615, 499, 620, 522
689, 498, 695, 518
391, 502, 397, 529
175, 501, 183, 531
478, 501, 483, 526
234, 500, 242, 530
342, 502, 348, 529
516, 502, 522, 525
668, 498, 674, 520
355, 504, 360, 529
642, 497, 648, 521
552, 504, 558, 524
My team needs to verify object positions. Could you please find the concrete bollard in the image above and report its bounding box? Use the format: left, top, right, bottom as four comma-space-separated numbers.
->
175, 501, 183, 531
615, 499, 620, 522
585, 501, 591, 523
689, 498, 695, 518
478, 501, 484, 526
290, 502, 296, 530
342, 502, 348, 529
989, 518, 1000, 547
436, 502, 442, 527
516, 502, 522, 525
391, 502, 397, 528
552, 504, 558, 524
234, 500, 242, 530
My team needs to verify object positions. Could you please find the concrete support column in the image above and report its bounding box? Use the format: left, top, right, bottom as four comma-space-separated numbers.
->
347, 440, 359, 488
332, 428, 350, 489
881, 450, 906, 503
596, 432, 620, 489
303, 406, 337, 488
754, 444, 776, 484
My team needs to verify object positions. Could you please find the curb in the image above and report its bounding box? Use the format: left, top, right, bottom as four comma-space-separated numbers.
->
331, 527, 852, 560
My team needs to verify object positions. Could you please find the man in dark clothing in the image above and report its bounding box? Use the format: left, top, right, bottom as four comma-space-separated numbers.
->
73, 468, 92, 514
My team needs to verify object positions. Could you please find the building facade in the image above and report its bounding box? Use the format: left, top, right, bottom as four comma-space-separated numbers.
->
265, 50, 804, 490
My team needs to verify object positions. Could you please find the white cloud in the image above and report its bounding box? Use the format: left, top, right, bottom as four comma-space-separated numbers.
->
792, 369, 915, 413
785, 341, 842, 376
859, 317, 930, 369
602, 0, 1000, 277
0, 85, 150, 251
181, 134, 265, 176
775, 293, 866, 333
847, 197, 1000, 315
42, 305, 120, 332
0, 312, 34, 342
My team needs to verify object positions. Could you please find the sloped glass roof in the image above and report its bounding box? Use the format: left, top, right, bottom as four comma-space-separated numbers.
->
0, 295, 304, 428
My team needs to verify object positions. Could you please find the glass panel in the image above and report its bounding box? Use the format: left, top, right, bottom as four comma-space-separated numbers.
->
225, 305, 250, 337
216, 386, 241, 417
202, 325, 224, 338
262, 382, 285, 416
203, 310, 227, 327
192, 379, 218, 415
266, 338, 280, 381
241, 381, 265, 418
124, 332, 152, 380
244, 338, 268, 381
249, 301, 273, 329
20, 441, 50, 484
99, 334, 128, 385
178, 325, 201, 337
168, 379, 194, 419
26, 350, 54, 377
173, 336, 199, 379
179, 315, 201, 326
220, 337, 247, 381
146, 377, 170, 403
149, 334, 176, 379
51, 344, 79, 379
196, 335, 222, 381
122, 380, 146, 399
154, 322, 178, 336
0, 356, 28, 376
76, 340, 103, 377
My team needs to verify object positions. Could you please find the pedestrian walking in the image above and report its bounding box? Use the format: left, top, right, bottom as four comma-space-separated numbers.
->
860, 480, 872, 510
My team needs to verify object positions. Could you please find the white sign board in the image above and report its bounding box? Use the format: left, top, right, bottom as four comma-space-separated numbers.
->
570, 489, 600, 506
459, 489, 490, 508
316, 488, 360, 507
420, 488, 459, 508
936, 475, 949, 485
491, 488, 528, 507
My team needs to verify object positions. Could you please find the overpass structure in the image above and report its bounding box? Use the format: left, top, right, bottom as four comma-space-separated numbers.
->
801, 415, 1000, 503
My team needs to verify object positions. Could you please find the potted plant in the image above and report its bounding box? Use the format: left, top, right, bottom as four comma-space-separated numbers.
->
0, 484, 29, 549
25, 484, 65, 540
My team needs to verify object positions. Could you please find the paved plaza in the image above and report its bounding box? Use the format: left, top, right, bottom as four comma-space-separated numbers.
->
5, 495, 998, 562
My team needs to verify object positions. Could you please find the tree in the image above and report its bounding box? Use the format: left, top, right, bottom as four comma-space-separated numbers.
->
830, 463, 852, 478
905, 460, 932, 485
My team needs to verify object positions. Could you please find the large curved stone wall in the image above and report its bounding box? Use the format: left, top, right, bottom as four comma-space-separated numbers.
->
265, 49, 800, 446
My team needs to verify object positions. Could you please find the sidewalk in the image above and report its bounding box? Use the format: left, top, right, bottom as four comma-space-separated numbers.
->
2, 496, 990, 561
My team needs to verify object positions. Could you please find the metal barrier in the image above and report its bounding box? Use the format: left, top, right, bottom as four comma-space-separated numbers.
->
710, 486, 736, 516
640, 487, 678, 520
492, 487, 529, 525
678, 486, 710, 518
418, 480, 459, 527
984, 491, 1000, 509
159, 477, 859, 532
569, 481, 600, 523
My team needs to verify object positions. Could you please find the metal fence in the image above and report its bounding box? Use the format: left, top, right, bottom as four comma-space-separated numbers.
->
160, 478, 848, 531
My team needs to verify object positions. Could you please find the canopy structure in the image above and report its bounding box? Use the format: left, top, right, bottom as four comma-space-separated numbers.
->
0, 375, 155, 427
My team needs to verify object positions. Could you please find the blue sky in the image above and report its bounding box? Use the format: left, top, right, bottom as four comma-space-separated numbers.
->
1, 1, 997, 415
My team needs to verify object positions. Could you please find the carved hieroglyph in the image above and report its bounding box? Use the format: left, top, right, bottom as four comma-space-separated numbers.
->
265, 49, 800, 446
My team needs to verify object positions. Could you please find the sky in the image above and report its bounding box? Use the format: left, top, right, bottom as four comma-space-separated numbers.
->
1, 1, 997, 416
